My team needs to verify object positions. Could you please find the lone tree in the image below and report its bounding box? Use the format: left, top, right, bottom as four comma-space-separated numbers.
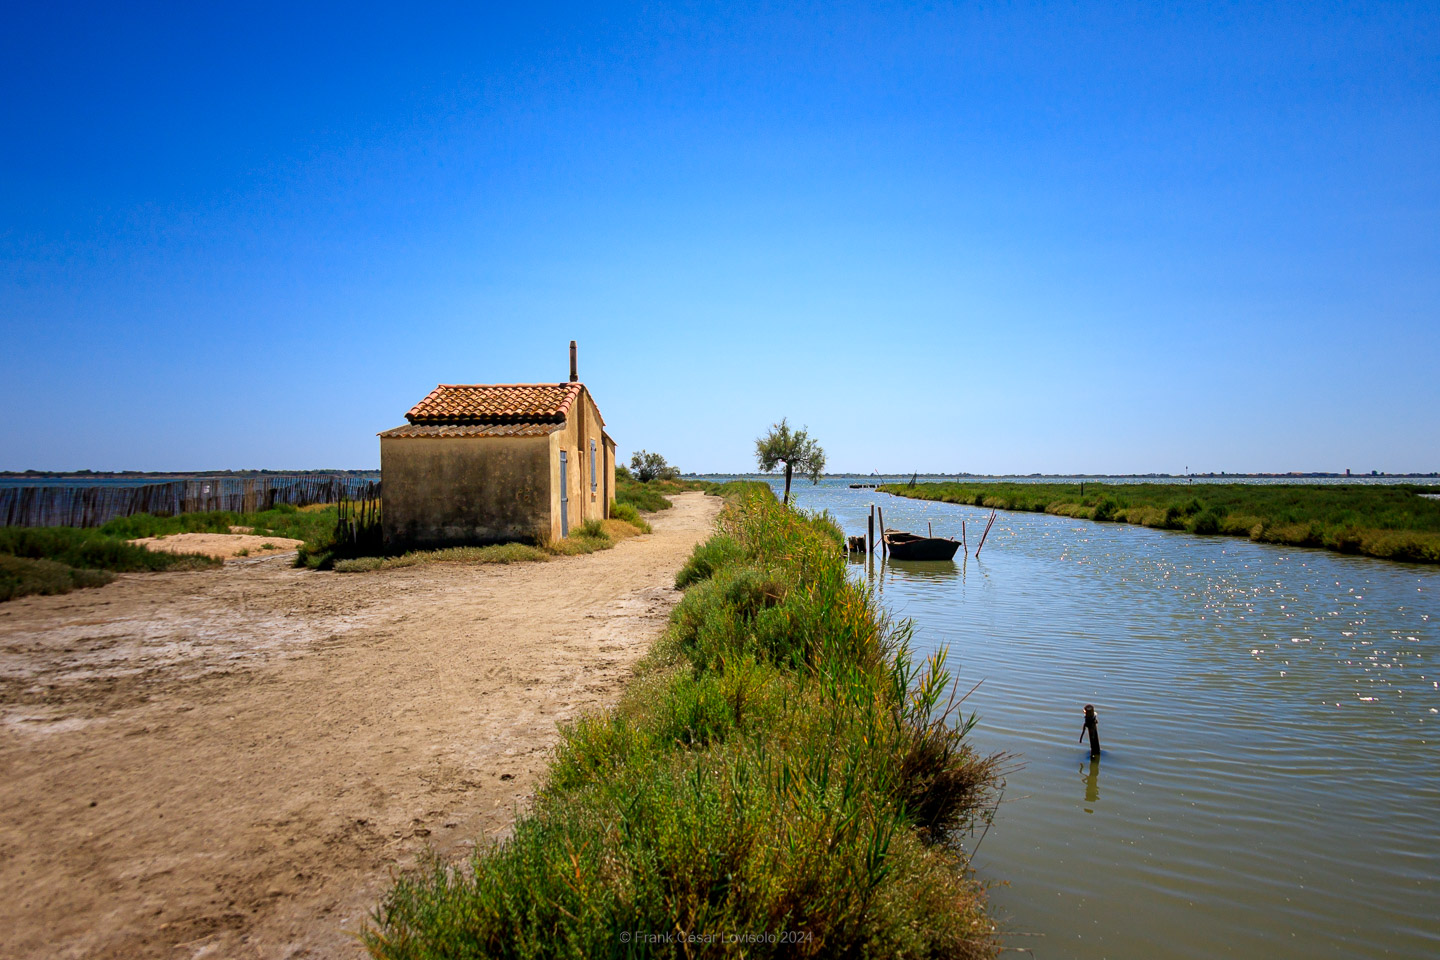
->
630, 450, 679, 483
755, 419, 826, 505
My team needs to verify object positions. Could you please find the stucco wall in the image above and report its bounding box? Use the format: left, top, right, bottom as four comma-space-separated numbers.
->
546, 387, 609, 539
381, 435, 552, 547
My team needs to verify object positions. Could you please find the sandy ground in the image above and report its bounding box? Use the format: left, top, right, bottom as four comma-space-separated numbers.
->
0, 492, 719, 960
128, 533, 307, 560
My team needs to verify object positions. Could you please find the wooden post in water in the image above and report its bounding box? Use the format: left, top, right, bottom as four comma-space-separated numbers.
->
1080, 704, 1100, 758
961, 520, 967, 554
878, 506, 887, 556
868, 504, 876, 555
928, 521, 933, 537
975, 509, 997, 557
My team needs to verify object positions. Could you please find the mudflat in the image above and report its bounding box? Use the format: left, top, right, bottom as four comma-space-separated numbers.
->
0, 492, 720, 960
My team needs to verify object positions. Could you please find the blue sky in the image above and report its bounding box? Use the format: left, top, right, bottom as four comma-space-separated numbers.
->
2, 2, 1436, 474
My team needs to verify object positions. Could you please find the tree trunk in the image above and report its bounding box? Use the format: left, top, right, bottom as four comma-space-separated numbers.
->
783, 462, 793, 505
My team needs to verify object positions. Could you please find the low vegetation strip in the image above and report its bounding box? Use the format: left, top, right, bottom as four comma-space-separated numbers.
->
363, 486, 1003, 958
879, 481, 1440, 563
0, 526, 220, 602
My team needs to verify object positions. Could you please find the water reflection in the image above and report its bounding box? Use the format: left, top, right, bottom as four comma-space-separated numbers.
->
882, 557, 961, 583
1081, 758, 1100, 812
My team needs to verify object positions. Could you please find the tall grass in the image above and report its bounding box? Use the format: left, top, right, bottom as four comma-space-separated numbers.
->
879, 482, 1440, 563
363, 487, 1004, 958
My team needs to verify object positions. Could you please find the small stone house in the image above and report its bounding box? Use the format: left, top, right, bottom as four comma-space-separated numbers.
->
379, 352, 616, 548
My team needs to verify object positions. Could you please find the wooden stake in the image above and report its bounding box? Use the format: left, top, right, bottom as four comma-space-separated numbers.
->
878, 506, 887, 556
1080, 704, 1101, 758
962, 520, 967, 553
868, 504, 875, 555
928, 521, 932, 537
975, 509, 997, 557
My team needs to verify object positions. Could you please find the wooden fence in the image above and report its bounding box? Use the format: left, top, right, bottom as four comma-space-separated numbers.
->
0, 476, 381, 528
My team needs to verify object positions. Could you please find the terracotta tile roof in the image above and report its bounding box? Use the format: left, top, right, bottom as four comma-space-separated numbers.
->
378, 422, 563, 439
404, 383, 590, 425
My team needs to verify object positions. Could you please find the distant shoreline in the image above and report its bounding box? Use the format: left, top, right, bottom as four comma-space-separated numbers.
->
0, 469, 379, 479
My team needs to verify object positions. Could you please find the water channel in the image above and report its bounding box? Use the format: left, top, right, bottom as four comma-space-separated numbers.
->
745, 476, 1438, 959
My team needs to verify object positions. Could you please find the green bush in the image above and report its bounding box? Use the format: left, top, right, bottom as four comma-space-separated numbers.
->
1189, 509, 1224, 535
0, 554, 115, 602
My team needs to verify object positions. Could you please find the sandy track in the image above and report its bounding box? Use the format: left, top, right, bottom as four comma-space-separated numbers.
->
0, 493, 720, 960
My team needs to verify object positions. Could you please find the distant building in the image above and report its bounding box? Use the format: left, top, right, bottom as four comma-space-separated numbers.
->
379, 344, 615, 548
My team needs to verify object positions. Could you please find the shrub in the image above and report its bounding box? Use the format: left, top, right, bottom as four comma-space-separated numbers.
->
0, 554, 115, 602
630, 449, 680, 483
1189, 509, 1225, 535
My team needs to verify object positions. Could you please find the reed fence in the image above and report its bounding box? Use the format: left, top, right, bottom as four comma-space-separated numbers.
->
0, 476, 381, 528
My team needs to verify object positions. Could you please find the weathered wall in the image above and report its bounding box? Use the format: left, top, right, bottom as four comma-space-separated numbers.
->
546, 387, 609, 539
381, 436, 551, 547
603, 436, 617, 516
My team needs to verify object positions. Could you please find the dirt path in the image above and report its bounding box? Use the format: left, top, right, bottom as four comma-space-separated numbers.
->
0, 493, 720, 960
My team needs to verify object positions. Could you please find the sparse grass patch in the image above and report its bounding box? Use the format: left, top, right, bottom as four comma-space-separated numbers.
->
880, 481, 1440, 564
363, 485, 1004, 959
331, 519, 649, 573
333, 543, 550, 573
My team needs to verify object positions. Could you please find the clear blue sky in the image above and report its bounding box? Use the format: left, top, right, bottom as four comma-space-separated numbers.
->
3, 2, 1436, 475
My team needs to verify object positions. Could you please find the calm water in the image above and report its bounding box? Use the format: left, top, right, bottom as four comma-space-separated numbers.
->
768, 478, 1438, 960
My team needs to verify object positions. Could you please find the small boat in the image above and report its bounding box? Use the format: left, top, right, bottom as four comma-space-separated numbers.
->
883, 529, 961, 561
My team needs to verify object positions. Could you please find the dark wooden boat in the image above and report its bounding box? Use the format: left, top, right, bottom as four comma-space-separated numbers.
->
883, 529, 961, 561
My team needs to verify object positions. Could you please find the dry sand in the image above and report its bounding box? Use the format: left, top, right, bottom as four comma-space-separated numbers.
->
0, 492, 720, 960
128, 533, 307, 560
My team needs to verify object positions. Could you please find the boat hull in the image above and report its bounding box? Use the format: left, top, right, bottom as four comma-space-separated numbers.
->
885, 536, 961, 561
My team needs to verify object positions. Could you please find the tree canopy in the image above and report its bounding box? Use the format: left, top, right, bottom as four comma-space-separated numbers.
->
629, 450, 679, 483
755, 419, 826, 504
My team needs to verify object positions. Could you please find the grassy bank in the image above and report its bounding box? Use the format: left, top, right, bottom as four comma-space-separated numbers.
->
879, 481, 1440, 563
363, 486, 1003, 958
